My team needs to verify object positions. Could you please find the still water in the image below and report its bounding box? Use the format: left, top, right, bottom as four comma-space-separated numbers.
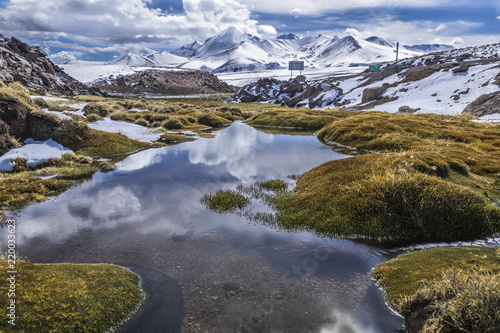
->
2, 122, 404, 332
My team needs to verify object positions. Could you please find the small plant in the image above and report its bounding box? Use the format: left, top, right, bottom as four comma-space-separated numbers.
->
201, 189, 250, 213
11, 157, 27, 173
258, 179, 288, 191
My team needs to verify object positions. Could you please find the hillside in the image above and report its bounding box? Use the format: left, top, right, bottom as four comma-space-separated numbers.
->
233, 43, 500, 118
91, 68, 236, 96
0, 35, 95, 95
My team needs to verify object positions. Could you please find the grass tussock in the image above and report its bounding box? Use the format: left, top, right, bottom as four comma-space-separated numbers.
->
273, 160, 499, 242
257, 179, 288, 191
198, 114, 232, 127
0, 259, 142, 332
33, 98, 79, 112
158, 134, 195, 144
53, 119, 157, 158
246, 108, 357, 130
83, 102, 116, 117
372, 247, 500, 333
0, 154, 97, 209
201, 189, 250, 213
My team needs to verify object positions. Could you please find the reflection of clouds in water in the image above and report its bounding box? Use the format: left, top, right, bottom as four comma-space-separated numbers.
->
320, 311, 380, 333
68, 186, 141, 223
115, 148, 168, 172
189, 123, 274, 184
18, 186, 141, 244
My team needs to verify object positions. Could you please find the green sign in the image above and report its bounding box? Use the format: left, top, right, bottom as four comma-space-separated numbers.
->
369, 65, 381, 72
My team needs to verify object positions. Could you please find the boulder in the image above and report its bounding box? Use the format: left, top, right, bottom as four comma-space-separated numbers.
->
361, 86, 387, 104
238, 89, 259, 102
398, 106, 419, 114
462, 91, 500, 117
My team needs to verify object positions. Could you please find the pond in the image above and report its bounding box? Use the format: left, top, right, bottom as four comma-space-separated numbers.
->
1, 122, 404, 332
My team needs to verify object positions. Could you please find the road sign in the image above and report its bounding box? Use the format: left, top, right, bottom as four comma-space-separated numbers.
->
369, 65, 380, 72
288, 61, 304, 71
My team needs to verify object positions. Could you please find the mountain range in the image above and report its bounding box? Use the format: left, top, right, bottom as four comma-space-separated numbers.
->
60, 27, 456, 74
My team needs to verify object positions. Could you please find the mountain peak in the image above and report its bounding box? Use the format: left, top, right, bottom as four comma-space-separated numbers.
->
277, 33, 299, 40
365, 36, 394, 48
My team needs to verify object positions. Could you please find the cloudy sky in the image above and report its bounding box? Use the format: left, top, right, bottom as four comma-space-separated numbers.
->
0, 0, 498, 60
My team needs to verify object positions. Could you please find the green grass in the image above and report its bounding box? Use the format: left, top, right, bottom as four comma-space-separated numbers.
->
246, 108, 357, 130
272, 160, 499, 242
198, 114, 232, 127
201, 189, 250, 213
53, 119, 158, 158
158, 134, 195, 144
372, 247, 500, 333
0, 259, 142, 332
33, 98, 79, 112
257, 179, 288, 191
0, 160, 98, 209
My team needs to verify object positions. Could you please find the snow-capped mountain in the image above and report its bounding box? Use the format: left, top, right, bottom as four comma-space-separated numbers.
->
403, 44, 455, 53
60, 26, 457, 78
109, 52, 156, 66
146, 51, 186, 66
365, 36, 394, 48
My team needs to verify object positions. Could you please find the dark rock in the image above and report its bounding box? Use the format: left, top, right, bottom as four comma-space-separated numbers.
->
452, 64, 470, 74
222, 282, 240, 291
239, 89, 259, 102
361, 86, 387, 104
0, 36, 93, 95
398, 106, 419, 114
462, 91, 500, 117
286, 94, 303, 107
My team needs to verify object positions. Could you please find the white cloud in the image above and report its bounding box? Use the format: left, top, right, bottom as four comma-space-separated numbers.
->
240, 0, 453, 16
289, 8, 307, 17
435, 23, 446, 31
344, 28, 361, 38
0, 0, 275, 49
51, 51, 79, 64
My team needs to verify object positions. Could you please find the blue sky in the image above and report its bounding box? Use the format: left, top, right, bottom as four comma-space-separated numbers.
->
0, 0, 498, 61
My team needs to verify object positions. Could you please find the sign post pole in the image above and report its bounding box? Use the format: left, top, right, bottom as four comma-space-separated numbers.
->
289, 61, 305, 79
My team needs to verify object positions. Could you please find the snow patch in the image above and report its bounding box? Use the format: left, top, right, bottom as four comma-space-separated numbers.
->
0, 139, 73, 172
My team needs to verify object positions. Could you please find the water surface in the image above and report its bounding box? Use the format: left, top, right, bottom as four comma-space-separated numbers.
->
2, 122, 404, 332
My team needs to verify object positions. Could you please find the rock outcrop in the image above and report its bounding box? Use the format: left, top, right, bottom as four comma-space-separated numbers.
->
0, 84, 61, 155
361, 86, 387, 104
232, 77, 343, 108
462, 91, 500, 117
0, 35, 95, 94
92, 69, 236, 96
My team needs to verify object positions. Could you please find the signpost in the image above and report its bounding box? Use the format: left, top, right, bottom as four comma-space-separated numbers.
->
289, 61, 304, 78
369, 64, 380, 72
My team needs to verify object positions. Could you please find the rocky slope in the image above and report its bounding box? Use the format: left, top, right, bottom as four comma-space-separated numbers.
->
92, 69, 236, 96
233, 43, 500, 117
0, 35, 95, 95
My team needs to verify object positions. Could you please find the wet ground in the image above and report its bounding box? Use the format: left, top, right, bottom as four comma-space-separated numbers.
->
1, 122, 404, 332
